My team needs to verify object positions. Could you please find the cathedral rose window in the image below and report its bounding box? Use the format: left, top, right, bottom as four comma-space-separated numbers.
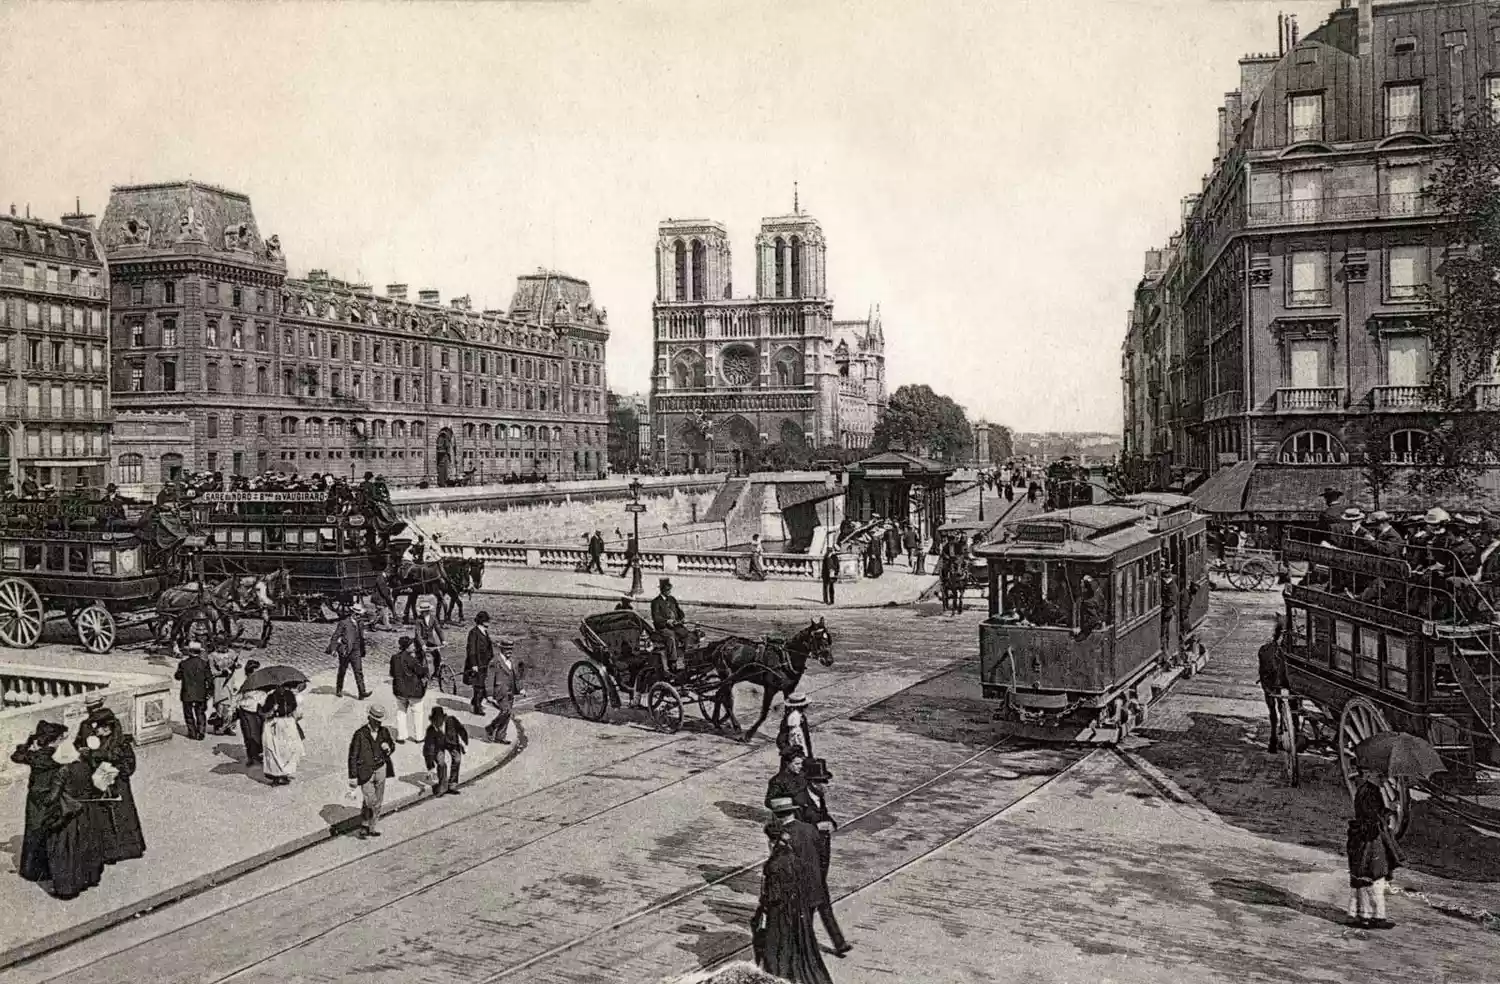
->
721, 347, 756, 386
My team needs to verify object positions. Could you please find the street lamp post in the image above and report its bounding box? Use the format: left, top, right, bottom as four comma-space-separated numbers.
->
626, 477, 645, 596
977, 474, 985, 522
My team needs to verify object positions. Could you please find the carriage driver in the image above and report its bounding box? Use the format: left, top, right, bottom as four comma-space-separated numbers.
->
650, 579, 691, 673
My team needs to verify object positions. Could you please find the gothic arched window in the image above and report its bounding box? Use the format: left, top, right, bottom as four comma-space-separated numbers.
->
674, 240, 688, 301
789, 236, 802, 298
773, 237, 787, 297
691, 240, 706, 301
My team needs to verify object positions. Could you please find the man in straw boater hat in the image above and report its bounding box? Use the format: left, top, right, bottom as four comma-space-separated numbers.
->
347, 705, 398, 839
483, 635, 525, 744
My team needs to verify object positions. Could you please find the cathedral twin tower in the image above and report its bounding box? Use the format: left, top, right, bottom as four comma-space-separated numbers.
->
649, 210, 884, 473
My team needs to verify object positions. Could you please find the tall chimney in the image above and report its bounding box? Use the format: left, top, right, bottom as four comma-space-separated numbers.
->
418, 289, 440, 306
386, 283, 408, 301
450, 295, 471, 312
1358, 0, 1372, 57
1278, 13, 1285, 55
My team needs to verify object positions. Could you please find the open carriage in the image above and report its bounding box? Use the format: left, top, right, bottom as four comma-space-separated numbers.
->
0, 496, 202, 653
566, 609, 729, 733
1276, 532, 1500, 839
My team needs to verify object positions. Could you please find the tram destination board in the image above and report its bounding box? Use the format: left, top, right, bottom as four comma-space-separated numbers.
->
197, 491, 326, 503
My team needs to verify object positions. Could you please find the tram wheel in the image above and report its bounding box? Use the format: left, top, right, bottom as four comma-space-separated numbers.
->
568, 660, 609, 722
1338, 696, 1411, 841
0, 577, 45, 648
77, 604, 117, 655
647, 681, 685, 734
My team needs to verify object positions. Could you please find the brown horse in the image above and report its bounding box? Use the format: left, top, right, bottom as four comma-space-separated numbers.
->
395, 559, 466, 623
708, 618, 834, 743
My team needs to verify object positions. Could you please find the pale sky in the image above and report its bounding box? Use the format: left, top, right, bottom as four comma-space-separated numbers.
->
0, 0, 1338, 433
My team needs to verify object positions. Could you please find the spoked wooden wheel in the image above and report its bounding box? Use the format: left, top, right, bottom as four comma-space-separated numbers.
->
77, 604, 117, 654
694, 674, 731, 733
1338, 696, 1411, 840
568, 660, 609, 722
1278, 694, 1300, 787
647, 681, 684, 734
436, 662, 460, 695
0, 577, 45, 648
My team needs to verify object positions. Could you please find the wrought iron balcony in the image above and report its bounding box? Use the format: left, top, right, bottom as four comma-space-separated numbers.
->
1, 407, 113, 423
0, 271, 105, 300
1276, 386, 1344, 412
1371, 385, 1437, 411
1246, 193, 1437, 227
1204, 390, 1242, 421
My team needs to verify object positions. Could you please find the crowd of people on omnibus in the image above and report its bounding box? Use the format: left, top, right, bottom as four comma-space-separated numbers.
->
1305, 488, 1500, 622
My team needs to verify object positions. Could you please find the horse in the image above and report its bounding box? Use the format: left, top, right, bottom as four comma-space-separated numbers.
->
707, 618, 834, 743
233, 568, 292, 647
939, 555, 969, 615
394, 558, 465, 624
155, 569, 291, 649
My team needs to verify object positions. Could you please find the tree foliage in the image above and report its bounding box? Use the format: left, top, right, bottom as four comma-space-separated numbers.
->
871, 384, 971, 464
987, 425, 1015, 464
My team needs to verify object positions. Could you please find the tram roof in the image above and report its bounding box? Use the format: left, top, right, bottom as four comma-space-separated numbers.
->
975, 504, 1159, 560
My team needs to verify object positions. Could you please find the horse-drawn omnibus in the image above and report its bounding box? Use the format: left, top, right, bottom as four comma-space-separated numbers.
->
973, 492, 1211, 743
1277, 532, 1500, 838
0, 495, 202, 653
190, 491, 401, 618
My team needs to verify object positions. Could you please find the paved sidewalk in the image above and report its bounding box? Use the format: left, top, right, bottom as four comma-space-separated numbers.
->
0, 663, 519, 967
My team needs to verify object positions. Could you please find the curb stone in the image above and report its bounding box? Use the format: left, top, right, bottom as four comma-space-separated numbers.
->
0, 722, 528, 972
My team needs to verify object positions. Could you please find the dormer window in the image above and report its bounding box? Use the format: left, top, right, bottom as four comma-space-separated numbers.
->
1393, 36, 1417, 55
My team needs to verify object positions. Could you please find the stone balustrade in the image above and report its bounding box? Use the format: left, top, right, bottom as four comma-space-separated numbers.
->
0, 664, 173, 783
440, 541, 819, 579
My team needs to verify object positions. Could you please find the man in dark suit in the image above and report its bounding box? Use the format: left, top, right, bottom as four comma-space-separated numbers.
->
483, 637, 524, 743
586, 531, 606, 574
327, 604, 371, 700
347, 705, 398, 838
650, 579, 691, 672
464, 611, 495, 716
802, 758, 851, 955
174, 641, 212, 740
821, 545, 839, 606
1258, 616, 1292, 754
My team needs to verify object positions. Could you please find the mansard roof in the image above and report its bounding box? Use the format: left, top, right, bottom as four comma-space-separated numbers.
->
100, 181, 285, 269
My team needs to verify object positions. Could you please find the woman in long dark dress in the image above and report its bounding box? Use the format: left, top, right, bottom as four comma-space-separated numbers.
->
76, 713, 145, 864
1346, 768, 1402, 929
10, 721, 67, 883
46, 742, 108, 899
753, 827, 833, 984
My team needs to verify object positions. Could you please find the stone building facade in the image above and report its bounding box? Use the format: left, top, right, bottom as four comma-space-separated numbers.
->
99, 181, 609, 486
110, 410, 192, 498
1124, 0, 1500, 490
649, 211, 886, 473
0, 207, 111, 490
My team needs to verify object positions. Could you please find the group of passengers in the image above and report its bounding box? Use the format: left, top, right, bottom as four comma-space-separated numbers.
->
1308, 488, 1500, 622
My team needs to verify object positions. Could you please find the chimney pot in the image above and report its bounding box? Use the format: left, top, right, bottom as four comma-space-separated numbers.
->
386, 283, 408, 300
418, 289, 441, 305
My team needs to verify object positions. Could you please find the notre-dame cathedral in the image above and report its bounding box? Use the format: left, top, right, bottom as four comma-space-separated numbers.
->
649, 208, 886, 473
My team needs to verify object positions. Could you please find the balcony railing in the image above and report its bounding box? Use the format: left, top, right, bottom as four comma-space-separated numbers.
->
1471, 382, 1500, 409
1246, 193, 1437, 227
2, 407, 113, 422
1204, 390, 1242, 421
1371, 385, 1437, 411
0, 271, 105, 300
1291, 124, 1324, 143
1276, 386, 1344, 412
1287, 288, 1331, 307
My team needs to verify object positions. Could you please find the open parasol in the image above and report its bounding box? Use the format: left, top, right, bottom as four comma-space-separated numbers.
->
242, 665, 309, 692
1353, 731, 1446, 780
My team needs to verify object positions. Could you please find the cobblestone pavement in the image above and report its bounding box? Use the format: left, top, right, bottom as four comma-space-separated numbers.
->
6, 588, 1496, 984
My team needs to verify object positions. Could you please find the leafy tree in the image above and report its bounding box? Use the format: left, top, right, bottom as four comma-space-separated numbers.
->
989, 425, 1015, 463
1355, 419, 1398, 511
1409, 103, 1500, 497
872, 384, 971, 464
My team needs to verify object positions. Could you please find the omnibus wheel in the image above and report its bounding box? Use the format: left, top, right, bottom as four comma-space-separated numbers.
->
1338, 696, 1411, 841
77, 604, 117, 654
568, 660, 609, 722
1242, 562, 1273, 590
1278, 695, 1300, 787
0, 577, 44, 648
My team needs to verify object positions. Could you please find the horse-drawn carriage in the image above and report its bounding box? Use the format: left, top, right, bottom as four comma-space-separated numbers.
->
567, 610, 836, 738
1276, 531, 1500, 839
0, 496, 212, 653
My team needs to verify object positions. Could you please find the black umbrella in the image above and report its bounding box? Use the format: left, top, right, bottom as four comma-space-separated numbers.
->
242, 665, 309, 691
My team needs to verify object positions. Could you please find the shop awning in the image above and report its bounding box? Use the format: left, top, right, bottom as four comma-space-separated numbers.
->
1189, 461, 1256, 515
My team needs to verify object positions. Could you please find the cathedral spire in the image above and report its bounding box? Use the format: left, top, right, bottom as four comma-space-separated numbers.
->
794, 182, 799, 215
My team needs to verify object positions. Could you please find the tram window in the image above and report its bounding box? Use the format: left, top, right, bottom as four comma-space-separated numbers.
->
45, 545, 64, 571
227, 529, 244, 546
22, 545, 41, 571
1385, 635, 1409, 694
67, 545, 87, 573
247, 529, 263, 548
303, 529, 321, 549
90, 545, 113, 575
1, 543, 17, 571
266, 528, 285, 550
1311, 614, 1330, 663
117, 548, 139, 576
319, 528, 337, 552
1333, 620, 1355, 675
1355, 626, 1380, 683
1286, 606, 1308, 648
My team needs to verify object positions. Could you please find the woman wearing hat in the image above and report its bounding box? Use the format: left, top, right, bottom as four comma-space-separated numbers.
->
76, 706, 145, 865
776, 694, 813, 761
753, 799, 833, 984
10, 720, 68, 882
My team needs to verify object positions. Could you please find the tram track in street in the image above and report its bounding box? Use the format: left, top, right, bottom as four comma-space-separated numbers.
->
16, 638, 982, 984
